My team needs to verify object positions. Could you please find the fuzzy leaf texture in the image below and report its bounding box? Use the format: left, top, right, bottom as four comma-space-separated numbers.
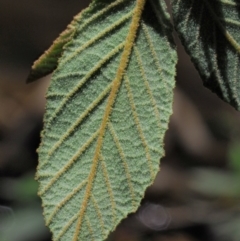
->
172, 0, 240, 110
36, 0, 177, 241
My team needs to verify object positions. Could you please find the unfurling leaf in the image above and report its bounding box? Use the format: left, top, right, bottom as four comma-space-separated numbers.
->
172, 0, 240, 110
36, 0, 177, 240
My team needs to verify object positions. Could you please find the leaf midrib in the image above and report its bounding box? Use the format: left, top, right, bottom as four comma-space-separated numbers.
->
72, 1, 146, 241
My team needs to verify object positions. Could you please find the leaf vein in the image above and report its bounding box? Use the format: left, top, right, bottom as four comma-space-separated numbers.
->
85, 215, 95, 241
60, 11, 132, 66
99, 154, 117, 224
46, 42, 124, 129
182, 0, 195, 32
77, 0, 130, 35
108, 122, 136, 208
47, 83, 112, 158
124, 75, 155, 181
39, 129, 99, 196
188, 4, 204, 53
55, 213, 78, 241
90, 195, 106, 237
45, 180, 87, 226
141, 23, 171, 87
218, 0, 240, 7
212, 24, 230, 101
149, 0, 175, 58
220, 17, 240, 27
133, 46, 163, 145
202, 0, 240, 53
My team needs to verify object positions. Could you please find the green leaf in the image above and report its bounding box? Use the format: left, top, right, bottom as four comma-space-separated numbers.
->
27, 11, 82, 83
36, 0, 177, 240
171, 0, 240, 110
228, 141, 240, 174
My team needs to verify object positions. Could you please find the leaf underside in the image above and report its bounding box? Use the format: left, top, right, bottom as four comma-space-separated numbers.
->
172, 0, 240, 110
37, 0, 177, 241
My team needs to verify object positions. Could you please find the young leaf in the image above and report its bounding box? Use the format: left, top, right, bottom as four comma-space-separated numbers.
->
172, 0, 240, 110
36, 0, 177, 241
27, 12, 82, 83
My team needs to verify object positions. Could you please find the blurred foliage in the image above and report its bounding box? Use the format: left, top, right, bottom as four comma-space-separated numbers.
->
229, 142, 240, 174
0, 173, 50, 241
0, 173, 38, 201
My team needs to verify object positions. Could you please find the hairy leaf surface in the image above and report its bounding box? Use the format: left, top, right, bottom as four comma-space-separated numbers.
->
172, 0, 240, 110
37, 0, 177, 240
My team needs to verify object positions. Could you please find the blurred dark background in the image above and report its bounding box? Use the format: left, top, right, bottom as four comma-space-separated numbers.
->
0, 1, 240, 241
